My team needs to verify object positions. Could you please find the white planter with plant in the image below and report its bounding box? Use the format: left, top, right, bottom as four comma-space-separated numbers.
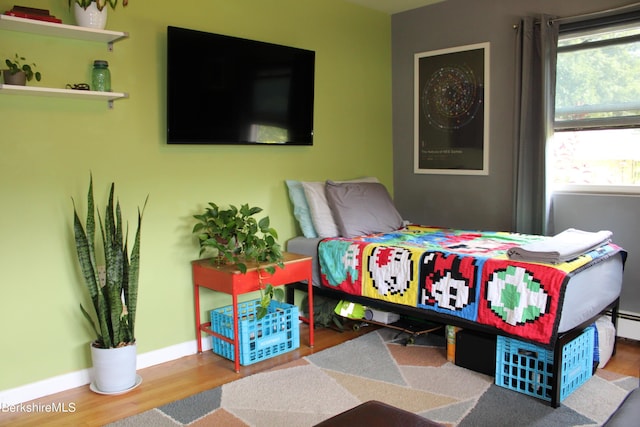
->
90, 343, 137, 393
69, 0, 129, 29
73, 176, 147, 394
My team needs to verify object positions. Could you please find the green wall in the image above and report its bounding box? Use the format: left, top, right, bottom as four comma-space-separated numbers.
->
0, 0, 392, 391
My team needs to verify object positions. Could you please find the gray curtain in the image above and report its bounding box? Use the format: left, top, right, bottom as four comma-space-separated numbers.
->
512, 15, 559, 235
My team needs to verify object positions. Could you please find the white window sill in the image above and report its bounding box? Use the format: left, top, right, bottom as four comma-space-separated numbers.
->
551, 184, 640, 195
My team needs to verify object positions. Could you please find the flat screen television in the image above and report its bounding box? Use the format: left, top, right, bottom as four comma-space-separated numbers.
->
166, 26, 315, 145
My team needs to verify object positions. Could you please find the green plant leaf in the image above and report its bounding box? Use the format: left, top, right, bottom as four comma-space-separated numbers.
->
272, 287, 285, 301
268, 228, 279, 239
100, 184, 125, 345
260, 292, 271, 307
125, 195, 147, 342
80, 303, 101, 342
70, 0, 126, 10
236, 262, 247, 274
73, 175, 110, 346
258, 216, 270, 230
256, 305, 268, 320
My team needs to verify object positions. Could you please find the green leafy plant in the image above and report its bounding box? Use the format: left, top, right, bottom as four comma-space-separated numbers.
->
193, 203, 284, 318
258, 284, 286, 319
69, 0, 129, 11
301, 294, 344, 331
4, 54, 41, 82
73, 176, 147, 348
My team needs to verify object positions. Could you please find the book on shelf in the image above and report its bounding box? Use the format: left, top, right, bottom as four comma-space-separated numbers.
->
4, 5, 62, 24
11, 5, 51, 15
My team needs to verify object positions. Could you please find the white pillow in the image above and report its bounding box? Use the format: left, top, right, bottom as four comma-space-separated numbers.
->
302, 177, 378, 238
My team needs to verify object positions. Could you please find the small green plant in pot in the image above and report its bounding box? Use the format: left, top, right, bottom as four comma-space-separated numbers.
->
3, 54, 41, 85
73, 175, 148, 393
69, 0, 129, 11
193, 203, 284, 318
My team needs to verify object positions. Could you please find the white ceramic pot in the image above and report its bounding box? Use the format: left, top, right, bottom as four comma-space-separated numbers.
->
90, 342, 137, 393
74, 2, 108, 30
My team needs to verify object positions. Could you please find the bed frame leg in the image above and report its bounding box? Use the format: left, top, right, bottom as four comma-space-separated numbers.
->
551, 336, 563, 408
611, 298, 620, 356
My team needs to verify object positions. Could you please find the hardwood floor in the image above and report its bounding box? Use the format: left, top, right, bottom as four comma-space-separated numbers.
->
1, 326, 638, 427
606, 337, 640, 377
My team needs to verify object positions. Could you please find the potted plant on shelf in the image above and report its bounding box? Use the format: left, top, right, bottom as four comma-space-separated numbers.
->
69, 0, 129, 29
193, 203, 285, 318
3, 54, 41, 86
72, 175, 147, 394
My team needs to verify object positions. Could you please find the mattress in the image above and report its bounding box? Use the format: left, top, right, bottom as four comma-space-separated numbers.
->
287, 236, 323, 287
286, 235, 624, 334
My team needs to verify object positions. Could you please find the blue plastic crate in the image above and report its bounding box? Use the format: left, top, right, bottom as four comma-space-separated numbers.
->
495, 327, 594, 402
210, 299, 299, 366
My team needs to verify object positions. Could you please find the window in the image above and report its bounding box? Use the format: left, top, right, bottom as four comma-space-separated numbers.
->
550, 16, 640, 191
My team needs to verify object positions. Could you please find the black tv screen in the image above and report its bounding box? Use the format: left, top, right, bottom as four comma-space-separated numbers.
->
167, 26, 315, 145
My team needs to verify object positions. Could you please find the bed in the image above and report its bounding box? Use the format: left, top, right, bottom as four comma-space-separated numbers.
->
283, 178, 627, 407
288, 229, 624, 343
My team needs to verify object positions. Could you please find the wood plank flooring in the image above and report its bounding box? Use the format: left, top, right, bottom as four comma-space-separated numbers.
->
1, 325, 638, 427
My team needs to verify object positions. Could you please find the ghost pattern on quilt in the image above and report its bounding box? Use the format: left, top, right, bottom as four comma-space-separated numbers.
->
362, 245, 419, 306
417, 251, 482, 321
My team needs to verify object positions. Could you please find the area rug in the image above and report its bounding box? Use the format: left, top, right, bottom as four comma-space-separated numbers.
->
108, 329, 638, 426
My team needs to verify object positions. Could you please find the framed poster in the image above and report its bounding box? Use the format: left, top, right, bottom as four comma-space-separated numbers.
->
414, 42, 489, 175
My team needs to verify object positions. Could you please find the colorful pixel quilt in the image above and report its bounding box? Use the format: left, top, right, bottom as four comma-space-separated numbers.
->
318, 225, 623, 345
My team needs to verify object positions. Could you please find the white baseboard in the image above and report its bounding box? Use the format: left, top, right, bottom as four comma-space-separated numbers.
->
0, 338, 212, 406
615, 311, 640, 341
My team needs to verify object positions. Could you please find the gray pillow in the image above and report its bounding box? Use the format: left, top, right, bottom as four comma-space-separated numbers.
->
325, 180, 403, 238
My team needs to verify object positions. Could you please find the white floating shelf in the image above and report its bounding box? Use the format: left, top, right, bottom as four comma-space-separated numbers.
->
0, 84, 128, 108
0, 14, 128, 49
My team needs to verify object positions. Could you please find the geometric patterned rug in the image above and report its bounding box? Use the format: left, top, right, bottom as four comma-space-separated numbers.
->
107, 329, 638, 426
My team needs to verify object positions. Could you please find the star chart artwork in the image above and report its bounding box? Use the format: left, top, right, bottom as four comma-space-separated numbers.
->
414, 42, 490, 175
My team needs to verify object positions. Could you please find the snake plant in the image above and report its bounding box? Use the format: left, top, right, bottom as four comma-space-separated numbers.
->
69, 0, 129, 11
73, 176, 147, 348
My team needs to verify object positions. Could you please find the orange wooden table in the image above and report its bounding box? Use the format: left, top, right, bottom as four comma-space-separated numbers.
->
192, 252, 314, 372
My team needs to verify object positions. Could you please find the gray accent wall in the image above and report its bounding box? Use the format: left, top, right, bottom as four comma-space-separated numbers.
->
391, 0, 639, 315
550, 192, 639, 313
